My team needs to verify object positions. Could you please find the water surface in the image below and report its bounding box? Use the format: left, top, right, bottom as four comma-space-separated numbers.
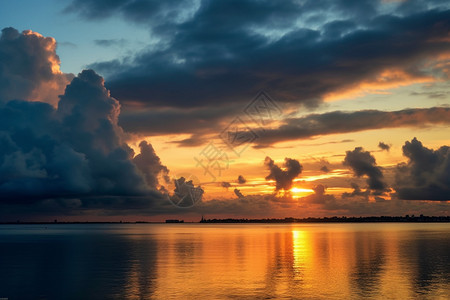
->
1, 223, 449, 299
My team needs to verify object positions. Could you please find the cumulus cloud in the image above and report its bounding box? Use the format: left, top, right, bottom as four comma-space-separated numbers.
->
0, 28, 73, 106
170, 177, 204, 207
133, 141, 170, 188
0, 28, 174, 217
378, 142, 391, 151
265, 157, 302, 192
0, 70, 169, 205
343, 147, 389, 195
237, 175, 246, 184
395, 138, 450, 200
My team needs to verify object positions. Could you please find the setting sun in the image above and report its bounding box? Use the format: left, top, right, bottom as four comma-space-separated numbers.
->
290, 187, 313, 198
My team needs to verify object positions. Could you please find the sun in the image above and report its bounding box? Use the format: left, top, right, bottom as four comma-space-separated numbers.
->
290, 187, 313, 198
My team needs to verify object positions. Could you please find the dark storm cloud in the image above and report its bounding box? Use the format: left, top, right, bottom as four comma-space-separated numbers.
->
63, 1, 450, 113
0, 70, 169, 206
237, 175, 246, 184
253, 107, 450, 147
118, 105, 449, 150
265, 157, 302, 192
133, 141, 170, 187
343, 147, 389, 195
395, 138, 450, 200
62, 1, 450, 149
0, 28, 175, 217
378, 142, 391, 151
118, 105, 237, 136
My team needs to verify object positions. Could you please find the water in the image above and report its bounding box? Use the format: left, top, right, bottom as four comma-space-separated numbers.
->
0, 223, 449, 299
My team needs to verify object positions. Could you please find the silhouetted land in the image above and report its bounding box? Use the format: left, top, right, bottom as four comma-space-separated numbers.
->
199, 215, 450, 223
1, 215, 450, 224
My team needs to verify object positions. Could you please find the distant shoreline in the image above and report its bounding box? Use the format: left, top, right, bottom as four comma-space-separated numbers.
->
1, 215, 450, 224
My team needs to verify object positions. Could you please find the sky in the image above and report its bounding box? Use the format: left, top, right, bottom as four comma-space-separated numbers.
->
0, 0, 449, 221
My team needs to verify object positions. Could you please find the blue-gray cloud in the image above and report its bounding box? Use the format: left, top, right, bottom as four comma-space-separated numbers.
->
344, 147, 389, 195
0, 27, 73, 106
395, 138, 450, 200
253, 107, 450, 148
64, 1, 450, 113
0, 29, 173, 217
0, 70, 168, 203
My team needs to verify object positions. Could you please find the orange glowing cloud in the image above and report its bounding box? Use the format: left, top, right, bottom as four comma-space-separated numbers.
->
1, 29, 73, 107
324, 69, 435, 102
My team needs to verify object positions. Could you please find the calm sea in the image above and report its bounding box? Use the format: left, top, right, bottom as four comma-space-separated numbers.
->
0, 223, 449, 299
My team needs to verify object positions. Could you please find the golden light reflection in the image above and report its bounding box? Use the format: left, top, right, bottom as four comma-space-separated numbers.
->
292, 230, 310, 274
115, 224, 450, 299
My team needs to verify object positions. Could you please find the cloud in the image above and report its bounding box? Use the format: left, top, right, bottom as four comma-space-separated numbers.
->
299, 184, 336, 204
342, 183, 370, 199
378, 142, 391, 151
197, 194, 298, 217
64, 2, 450, 111
221, 182, 231, 189
170, 176, 204, 207
94, 39, 126, 48
265, 157, 302, 192
59, 2, 450, 149
395, 138, 450, 200
320, 165, 330, 173
410, 90, 450, 99
237, 175, 246, 184
133, 141, 170, 188
169, 133, 211, 148
253, 107, 450, 147
0, 70, 170, 205
0, 28, 176, 217
343, 147, 389, 195
65, 0, 199, 25
118, 105, 237, 136
121, 105, 450, 149
234, 188, 245, 198
0, 28, 73, 106
58, 41, 77, 48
